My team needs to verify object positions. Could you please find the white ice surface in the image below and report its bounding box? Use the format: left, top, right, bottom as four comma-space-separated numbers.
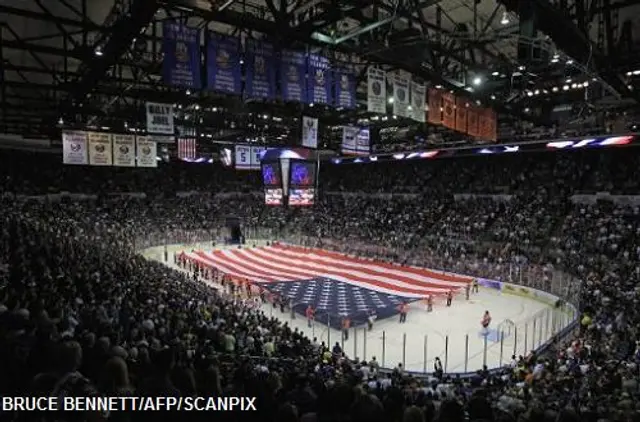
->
144, 242, 570, 373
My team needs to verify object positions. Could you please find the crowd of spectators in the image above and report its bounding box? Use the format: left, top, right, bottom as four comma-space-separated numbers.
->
1, 146, 640, 421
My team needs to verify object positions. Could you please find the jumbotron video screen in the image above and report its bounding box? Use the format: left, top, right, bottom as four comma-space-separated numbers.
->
262, 162, 283, 206
288, 160, 317, 206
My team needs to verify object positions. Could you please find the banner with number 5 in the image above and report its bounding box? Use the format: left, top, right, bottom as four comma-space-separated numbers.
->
235, 145, 251, 170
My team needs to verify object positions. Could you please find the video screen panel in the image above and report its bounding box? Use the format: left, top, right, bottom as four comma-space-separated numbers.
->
289, 160, 316, 187
261, 162, 282, 188
289, 188, 315, 206
265, 188, 284, 206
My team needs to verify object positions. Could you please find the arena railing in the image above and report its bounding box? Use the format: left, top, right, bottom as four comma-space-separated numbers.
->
135, 227, 581, 377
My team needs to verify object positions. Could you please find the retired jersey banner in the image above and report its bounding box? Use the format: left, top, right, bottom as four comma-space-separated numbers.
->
334, 69, 356, 109
112, 134, 136, 167
235, 145, 251, 170
302, 116, 318, 149
87, 132, 113, 166
410, 81, 426, 122
441, 92, 456, 129
392, 74, 410, 118
162, 21, 201, 89
467, 105, 479, 137
455, 97, 468, 133
206, 33, 242, 95
245, 39, 276, 100
306, 54, 332, 105
280, 50, 307, 103
478, 108, 497, 141
146, 102, 174, 134
367, 67, 386, 114
136, 136, 157, 168
251, 146, 266, 170
62, 131, 88, 165
427, 88, 442, 124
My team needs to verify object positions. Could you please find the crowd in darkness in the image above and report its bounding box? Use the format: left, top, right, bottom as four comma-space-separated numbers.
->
1, 147, 640, 422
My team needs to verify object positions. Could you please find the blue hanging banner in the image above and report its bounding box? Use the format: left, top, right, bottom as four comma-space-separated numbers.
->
244, 39, 276, 100
206, 33, 242, 95
280, 49, 307, 103
162, 21, 201, 89
334, 69, 357, 109
306, 54, 332, 105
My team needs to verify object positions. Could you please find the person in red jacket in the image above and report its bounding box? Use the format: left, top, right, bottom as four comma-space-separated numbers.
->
427, 295, 433, 312
398, 302, 408, 323
342, 317, 351, 341
305, 305, 315, 328
446, 290, 453, 306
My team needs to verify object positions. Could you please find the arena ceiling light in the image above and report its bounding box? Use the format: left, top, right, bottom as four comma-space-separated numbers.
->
472, 76, 482, 86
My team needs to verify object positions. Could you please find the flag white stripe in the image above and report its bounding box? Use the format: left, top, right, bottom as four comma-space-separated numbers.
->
198, 251, 290, 281
246, 248, 449, 294
270, 246, 467, 287
222, 249, 314, 280
184, 252, 270, 282
220, 249, 422, 298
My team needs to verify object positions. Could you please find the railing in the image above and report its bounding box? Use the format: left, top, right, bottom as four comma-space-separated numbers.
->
136, 227, 581, 374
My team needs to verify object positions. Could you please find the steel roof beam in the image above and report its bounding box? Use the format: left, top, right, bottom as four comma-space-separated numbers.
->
64, 0, 160, 106
499, 0, 639, 103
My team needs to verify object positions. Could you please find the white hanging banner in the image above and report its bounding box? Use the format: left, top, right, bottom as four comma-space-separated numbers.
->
136, 135, 157, 168
235, 145, 251, 170
146, 102, 174, 134
112, 134, 136, 167
367, 67, 386, 114
341, 126, 357, 154
87, 132, 113, 166
251, 146, 266, 170
356, 127, 370, 155
62, 130, 88, 165
301, 116, 318, 149
410, 81, 426, 123
392, 74, 410, 118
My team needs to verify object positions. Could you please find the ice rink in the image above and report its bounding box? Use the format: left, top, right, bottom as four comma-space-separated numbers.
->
143, 242, 574, 374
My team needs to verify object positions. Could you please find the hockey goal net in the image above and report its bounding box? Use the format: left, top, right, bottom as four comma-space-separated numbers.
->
497, 319, 516, 338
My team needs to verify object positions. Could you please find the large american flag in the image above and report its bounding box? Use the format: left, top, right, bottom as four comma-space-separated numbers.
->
183, 244, 472, 327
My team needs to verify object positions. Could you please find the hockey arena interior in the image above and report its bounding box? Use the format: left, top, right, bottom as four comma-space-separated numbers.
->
2, 0, 640, 420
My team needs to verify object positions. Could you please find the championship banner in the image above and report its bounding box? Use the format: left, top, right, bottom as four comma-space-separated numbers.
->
392, 74, 410, 118
455, 97, 468, 133
112, 134, 136, 167
478, 107, 490, 140
250, 146, 266, 170
367, 67, 386, 114
487, 109, 497, 142
441, 92, 456, 129
280, 50, 307, 103
467, 105, 479, 137
302, 116, 318, 149
146, 102, 174, 134
245, 39, 276, 100
206, 33, 242, 95
235, 145, 251, 170
87, 132, 113, 166
427, 88, 442, 124
62, 130, 88, 165
162, 21, 201, 89
356, 127, 371, 155
410, 81, 426, 122
306, 54, 332, 105
135, 136, 157, 168
478, 108, 497, 141
341, 126, 357, 154
334, 69, 356, 109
